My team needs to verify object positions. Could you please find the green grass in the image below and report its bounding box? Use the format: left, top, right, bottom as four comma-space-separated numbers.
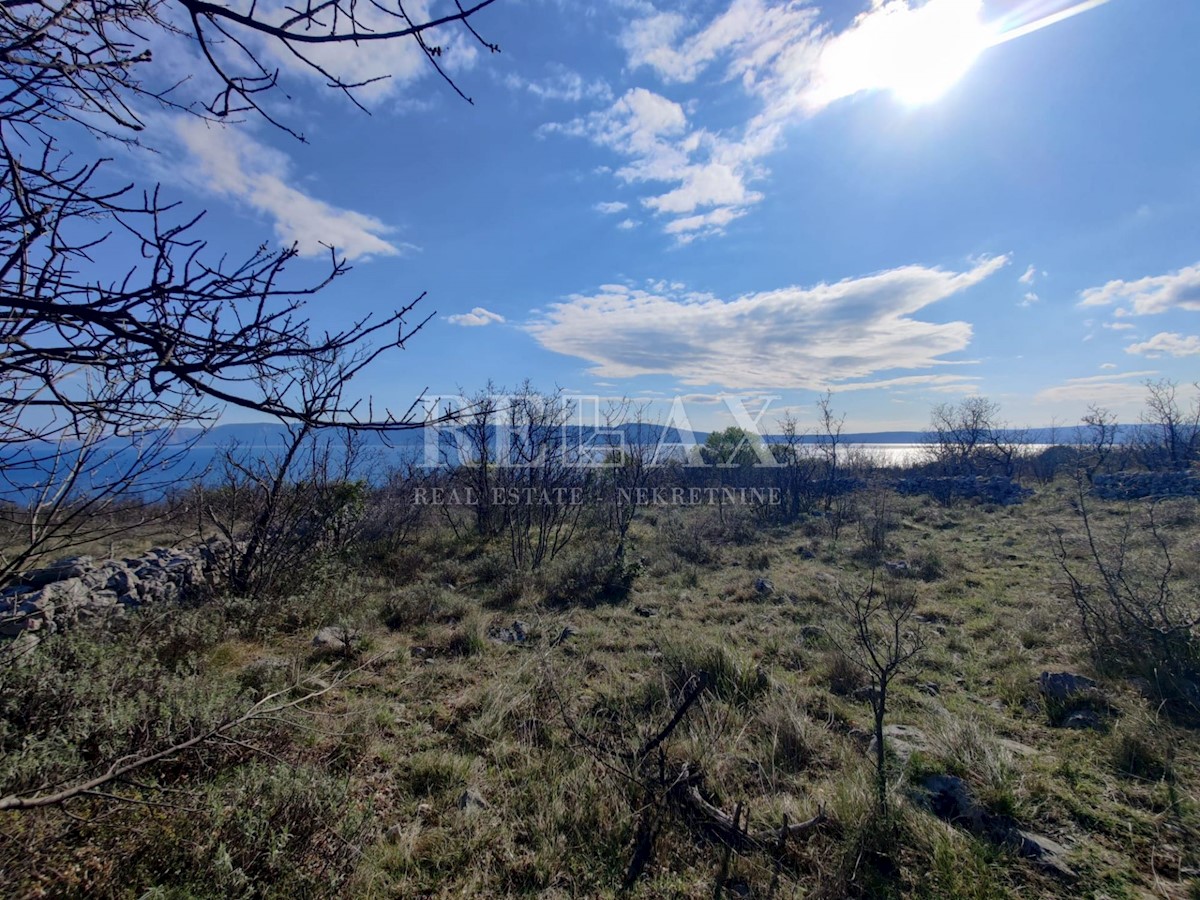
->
1, 484, 1198, 897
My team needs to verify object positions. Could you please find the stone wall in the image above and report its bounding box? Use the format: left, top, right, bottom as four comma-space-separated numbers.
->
894, 475, 1033, 506
0, 540, 230, 654
1091, 471, 1200, 501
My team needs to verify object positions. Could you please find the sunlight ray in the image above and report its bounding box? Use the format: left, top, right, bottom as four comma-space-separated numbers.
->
988, 0, 1115, 47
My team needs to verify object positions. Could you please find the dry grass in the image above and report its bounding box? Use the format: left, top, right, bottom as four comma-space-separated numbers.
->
2, 483, 1198, 897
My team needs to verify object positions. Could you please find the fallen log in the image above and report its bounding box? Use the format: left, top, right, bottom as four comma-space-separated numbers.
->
669, 763, 828, 850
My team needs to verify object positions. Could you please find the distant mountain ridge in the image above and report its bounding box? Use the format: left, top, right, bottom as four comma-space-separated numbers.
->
178, 421, 1142, 448
0, 422, 1151, 502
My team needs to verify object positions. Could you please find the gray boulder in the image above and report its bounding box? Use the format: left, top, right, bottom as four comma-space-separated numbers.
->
22, 556, 93, 587
1039, 671, 1098, 703
922, 774, 1075, 877
313, 625, 359, 653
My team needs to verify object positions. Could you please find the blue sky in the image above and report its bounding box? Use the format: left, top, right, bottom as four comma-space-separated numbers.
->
118, 0, 1200, 432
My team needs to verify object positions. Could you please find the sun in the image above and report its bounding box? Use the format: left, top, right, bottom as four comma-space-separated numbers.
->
813, 0, 995, 108
882, 0, 995, 105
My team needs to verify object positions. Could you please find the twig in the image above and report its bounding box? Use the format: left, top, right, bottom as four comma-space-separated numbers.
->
0, 653, 387, 811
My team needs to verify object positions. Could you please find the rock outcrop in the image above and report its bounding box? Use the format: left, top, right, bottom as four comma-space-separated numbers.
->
921, 774, 1075, 877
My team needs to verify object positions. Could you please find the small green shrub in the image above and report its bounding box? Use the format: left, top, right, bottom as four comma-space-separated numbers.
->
542, 542, 639, 607
0, 606, 239, 799
1110, 719, 1167, 781
445, 611, 487, 657
756, 694, 826, 774
378, 581, 452, 630
663, 641, 769, 707
143, 762, 363, 896
662, 511, 716, 564
826, 650, 867, 697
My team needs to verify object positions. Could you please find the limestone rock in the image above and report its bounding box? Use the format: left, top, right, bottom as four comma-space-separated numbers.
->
921, 774, 1076, 878
488, 620, 529, 644
313, 626, 359, 652
869, 723, 929, 766
22, 556, 93, 587
457, 789, 488, 812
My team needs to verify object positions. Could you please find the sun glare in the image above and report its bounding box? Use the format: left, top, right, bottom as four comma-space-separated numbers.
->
814, 0, 995, 107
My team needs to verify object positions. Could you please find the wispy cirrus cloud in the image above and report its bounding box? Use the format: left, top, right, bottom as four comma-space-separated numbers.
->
447, 307, 505, 327
506, 66, 613, 103
526, 256, 1008, 389
173, 118, 405, 260
827, 374, 982, 394
1034, 370, 1158, 406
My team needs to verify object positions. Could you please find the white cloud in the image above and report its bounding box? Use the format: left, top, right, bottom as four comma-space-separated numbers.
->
549, 0, 997, 241
594, 201, 629, 214
1100, 362, 1117, 369
827, 374, 981, 393
544, 87, 765, 239
242, 0, 479, 105
173, 118, 403, 260
1125, 332, 1200, 358
446, 307, 506, 327
1034, 370, 1157, 406
643, 161, 763, 215
527, 256, 1007, 389
623, 0, 821, 90
1103, 321, 1134, 331
664, 206, 749, 242
506, 67, 613, 103
617, 218, 640, 230
1020, 292, 1039, 307
1078, 262, 1200, 314
1019, 264, 1037, 285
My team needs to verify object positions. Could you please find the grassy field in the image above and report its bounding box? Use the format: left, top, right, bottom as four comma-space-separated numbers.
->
1, 479, 1198, 898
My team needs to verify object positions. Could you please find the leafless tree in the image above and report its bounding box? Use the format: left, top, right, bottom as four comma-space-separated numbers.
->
1053, 485, 1198, 719
357, 452, 431, 562
203, 358, 370, 600
1, 0, 502, 579
0, 407, 195, 589
501, 382, 588, 571
770, 413, 815, 522
1135, 379, 1200, 472
1075, 404, 1119, 483
596, 397, 662, 561
2, 0, 499, 434
925, 396, 1024, 477
830, 573, 926, 815
816, 391, 845, 514
439, 381, 505, 537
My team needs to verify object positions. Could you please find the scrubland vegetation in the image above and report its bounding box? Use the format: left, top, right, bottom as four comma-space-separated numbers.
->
4, 0, 1196, 895
2, 387, 1198, 899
